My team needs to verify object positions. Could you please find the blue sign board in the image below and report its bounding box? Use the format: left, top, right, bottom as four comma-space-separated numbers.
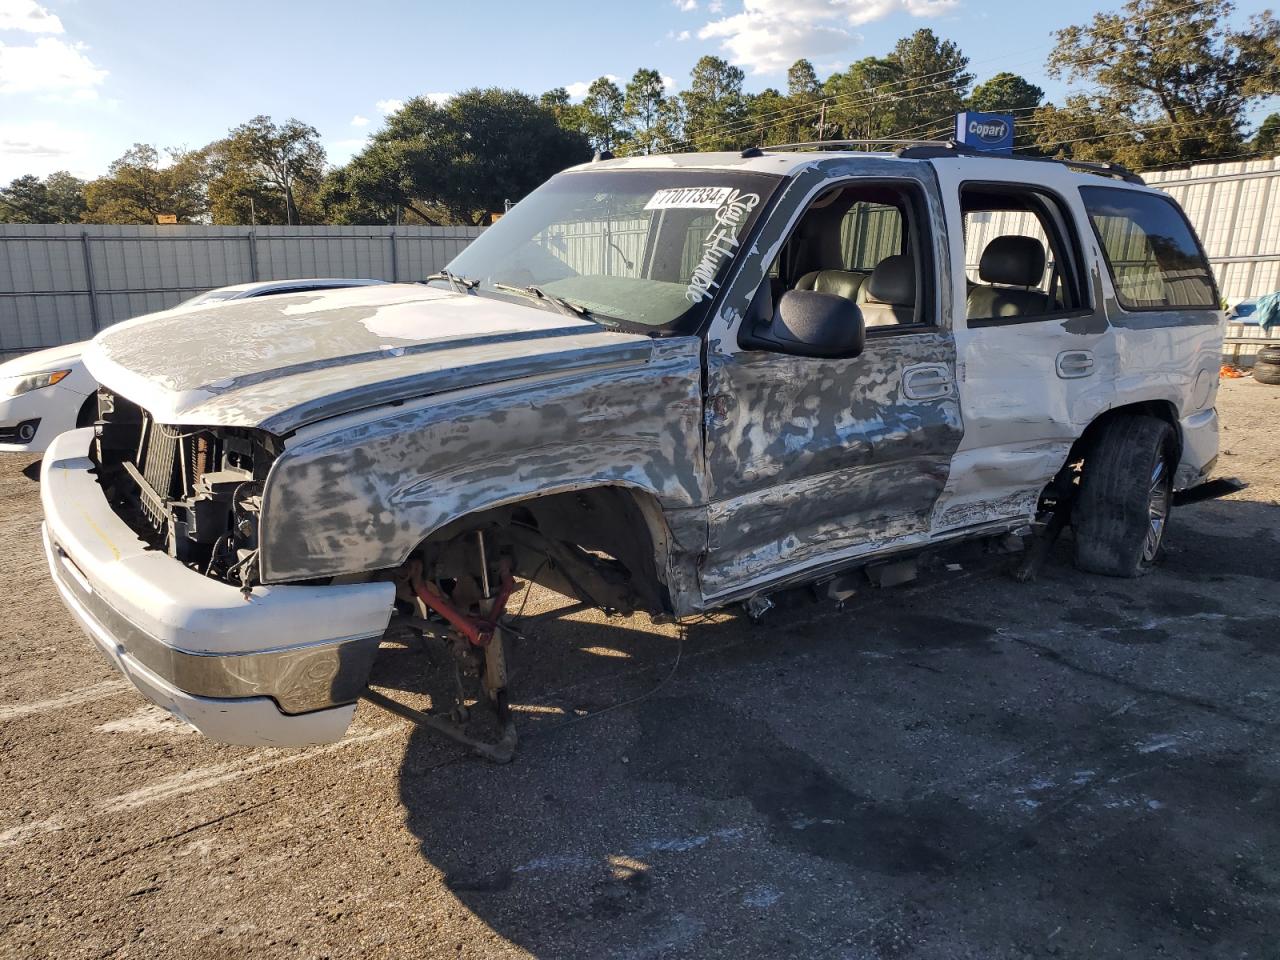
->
955, 111, 1014, 153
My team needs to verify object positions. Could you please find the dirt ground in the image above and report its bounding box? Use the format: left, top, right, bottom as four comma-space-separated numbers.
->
2, 378, 1279, 960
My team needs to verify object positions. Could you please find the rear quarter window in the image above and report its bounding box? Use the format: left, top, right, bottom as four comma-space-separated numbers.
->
1079, 186, 1217, 311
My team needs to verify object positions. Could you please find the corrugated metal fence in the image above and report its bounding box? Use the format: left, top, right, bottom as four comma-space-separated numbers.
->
1143, 157, 1280, 305
0, 224, 485, 360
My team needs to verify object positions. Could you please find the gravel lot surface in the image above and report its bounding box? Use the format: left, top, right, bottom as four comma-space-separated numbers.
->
2, 378, 1279, 960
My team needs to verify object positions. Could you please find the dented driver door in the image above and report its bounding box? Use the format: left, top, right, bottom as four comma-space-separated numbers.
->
696, 163, 965, 603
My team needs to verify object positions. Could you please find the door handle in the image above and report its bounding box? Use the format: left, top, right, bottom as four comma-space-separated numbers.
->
1056, 350, 1095, 379
902, 364, 953, 401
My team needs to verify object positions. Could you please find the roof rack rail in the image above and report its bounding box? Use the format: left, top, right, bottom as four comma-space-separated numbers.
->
1051, 158, 1145, 185
757, 138, 1145, 185
761, 139, 956, 152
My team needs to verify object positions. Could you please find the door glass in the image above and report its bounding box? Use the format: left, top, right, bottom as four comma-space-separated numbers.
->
1079, 186, 1217, 310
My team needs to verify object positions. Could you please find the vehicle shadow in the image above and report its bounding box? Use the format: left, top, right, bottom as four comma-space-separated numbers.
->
388, 499, 1280, 959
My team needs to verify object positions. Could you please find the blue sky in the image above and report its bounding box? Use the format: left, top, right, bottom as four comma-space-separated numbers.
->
0, 0, 1275, 182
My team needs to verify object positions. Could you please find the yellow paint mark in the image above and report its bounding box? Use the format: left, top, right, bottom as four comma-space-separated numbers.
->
77, 506, 121, 561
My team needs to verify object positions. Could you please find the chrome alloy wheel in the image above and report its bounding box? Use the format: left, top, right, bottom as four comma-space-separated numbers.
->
1143, 457, 1172, 563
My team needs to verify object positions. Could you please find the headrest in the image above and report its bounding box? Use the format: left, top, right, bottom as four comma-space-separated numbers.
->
979, 235, 1046, 287
864, 255, 915, 306
798, 269, 865, 301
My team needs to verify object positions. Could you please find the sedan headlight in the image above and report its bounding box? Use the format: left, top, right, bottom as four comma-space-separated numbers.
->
0, 369, 71, 399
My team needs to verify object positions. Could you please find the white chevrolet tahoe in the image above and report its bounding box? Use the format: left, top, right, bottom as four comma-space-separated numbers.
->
40, 143, 1223, 755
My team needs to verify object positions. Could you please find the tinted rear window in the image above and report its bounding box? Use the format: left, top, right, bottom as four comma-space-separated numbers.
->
1079, 186, 1217, 310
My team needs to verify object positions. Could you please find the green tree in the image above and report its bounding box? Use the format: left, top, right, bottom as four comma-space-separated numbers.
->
1039, 0, 1280, 167
680, 55, 747, 151
582, 76, 628, 152
540, 87, 571, 114
1253, 112, 1280, 155
82, 144, 208, 224
654, 95, 686, 151
208, 116, 325, 225
333, 88, 591, 225
779, 58, 822, 144
822, 57, 906, 142
0, 171, 86, 223
318, 165, 405, 225
623, 68, 667, 154
888, 28, 972, 127
540, 87, 592, 143
743, 88, 792, 148
967, 72, 1044, 114
787, 59, 820, 98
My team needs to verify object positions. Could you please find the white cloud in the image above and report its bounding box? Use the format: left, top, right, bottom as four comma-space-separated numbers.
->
0, 0, 63, 33
698, 0, 958, 74
674, 0, 697, 10
374, 93, 451, 115
564, 75, 621, 101
708, 0, 723, 10
350, 114, 369, 127
661, 73, 677, 92
0, 36, 108, 97
675, 29, 691, 41
0, 120, 91, 181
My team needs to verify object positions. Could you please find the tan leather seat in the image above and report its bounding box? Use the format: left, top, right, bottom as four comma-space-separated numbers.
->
795, 269, 868, 302
966, 236, 1053, 319
855, 255, 916, 326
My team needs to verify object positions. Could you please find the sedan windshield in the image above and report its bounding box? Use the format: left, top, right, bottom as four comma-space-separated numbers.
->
442, 168, 782, 333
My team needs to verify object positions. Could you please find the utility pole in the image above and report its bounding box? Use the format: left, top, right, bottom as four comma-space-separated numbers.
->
818, 100, 827, 141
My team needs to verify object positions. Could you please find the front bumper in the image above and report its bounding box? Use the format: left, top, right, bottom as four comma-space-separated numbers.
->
40, 428, 396, 746
0, 382, 86, 453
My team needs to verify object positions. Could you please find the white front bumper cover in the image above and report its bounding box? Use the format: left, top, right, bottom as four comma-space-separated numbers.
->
40, 428, 396, 747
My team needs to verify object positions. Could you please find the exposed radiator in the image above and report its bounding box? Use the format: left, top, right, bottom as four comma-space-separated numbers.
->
140, 416, 179, 527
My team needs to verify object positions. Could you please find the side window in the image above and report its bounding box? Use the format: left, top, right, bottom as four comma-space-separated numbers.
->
763, 181, 934, 332
961, 185, 1085, 323
1079, 186, 1217, 310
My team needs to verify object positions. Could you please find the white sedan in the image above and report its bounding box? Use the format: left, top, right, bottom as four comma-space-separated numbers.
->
0, 278, 385, 453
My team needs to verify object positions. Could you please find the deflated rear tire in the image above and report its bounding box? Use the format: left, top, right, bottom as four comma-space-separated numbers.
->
1074, 415, 1175, 578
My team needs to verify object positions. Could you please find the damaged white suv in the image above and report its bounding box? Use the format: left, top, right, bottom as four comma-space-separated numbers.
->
41, 143, 1223, 752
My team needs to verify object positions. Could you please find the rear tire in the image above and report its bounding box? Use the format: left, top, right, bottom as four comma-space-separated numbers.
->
1252, 360, 1280, 385
1073, 415, 1175, 578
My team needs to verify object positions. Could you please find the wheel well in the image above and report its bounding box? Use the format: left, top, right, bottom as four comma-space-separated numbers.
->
1074, 400, 1181, 464
75, 393, 98, 428
413, 486, 674, 617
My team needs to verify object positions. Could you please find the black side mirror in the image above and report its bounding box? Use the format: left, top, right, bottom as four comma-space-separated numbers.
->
741, 289, 865, 359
